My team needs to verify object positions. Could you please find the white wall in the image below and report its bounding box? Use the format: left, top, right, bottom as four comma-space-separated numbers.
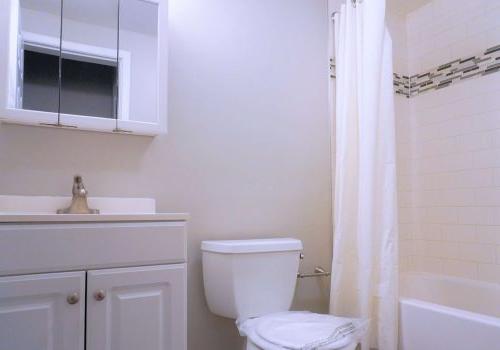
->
384, 4, 414, 273
397, 0, 500, 283
386, 7, 409, 75
0, 0, 331, 349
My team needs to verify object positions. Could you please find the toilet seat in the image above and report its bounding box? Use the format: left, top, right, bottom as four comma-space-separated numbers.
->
237, 311, 367, 350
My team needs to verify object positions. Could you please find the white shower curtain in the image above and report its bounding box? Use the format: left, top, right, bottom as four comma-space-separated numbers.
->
329, 1, 398, 350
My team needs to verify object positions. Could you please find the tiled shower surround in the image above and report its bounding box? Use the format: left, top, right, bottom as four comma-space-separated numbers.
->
396, 0, 500, 284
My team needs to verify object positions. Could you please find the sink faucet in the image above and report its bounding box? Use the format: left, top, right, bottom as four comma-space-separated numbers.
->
57, 175, 100, 214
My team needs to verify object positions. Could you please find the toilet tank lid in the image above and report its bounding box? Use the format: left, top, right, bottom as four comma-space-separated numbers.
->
201, 238, 303, 254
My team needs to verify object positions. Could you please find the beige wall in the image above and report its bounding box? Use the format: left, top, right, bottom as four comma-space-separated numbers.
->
0, 0, 332, 348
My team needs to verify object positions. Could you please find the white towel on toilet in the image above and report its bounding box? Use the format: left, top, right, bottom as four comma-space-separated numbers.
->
237, 311, 368, 350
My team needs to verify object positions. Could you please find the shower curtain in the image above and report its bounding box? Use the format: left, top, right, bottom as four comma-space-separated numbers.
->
329, 1, 398, 350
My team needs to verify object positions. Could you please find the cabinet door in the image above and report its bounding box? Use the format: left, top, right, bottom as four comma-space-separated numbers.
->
87, 264, 186, 350
0, 271, 85, 350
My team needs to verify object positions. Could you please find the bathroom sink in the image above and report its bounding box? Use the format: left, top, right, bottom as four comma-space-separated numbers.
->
0, 195, 189, 223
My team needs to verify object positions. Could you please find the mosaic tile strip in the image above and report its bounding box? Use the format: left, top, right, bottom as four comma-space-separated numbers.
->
409, 44, 500, 98
394, 73, 410, 98
329, 43, 500, 98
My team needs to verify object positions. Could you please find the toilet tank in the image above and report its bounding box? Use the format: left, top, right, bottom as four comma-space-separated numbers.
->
202, 238, 303, 320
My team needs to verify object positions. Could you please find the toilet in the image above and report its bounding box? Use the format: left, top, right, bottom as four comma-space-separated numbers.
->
201, 238, 365, 350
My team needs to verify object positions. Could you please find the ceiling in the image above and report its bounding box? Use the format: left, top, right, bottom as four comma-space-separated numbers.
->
387, 0, 433, 15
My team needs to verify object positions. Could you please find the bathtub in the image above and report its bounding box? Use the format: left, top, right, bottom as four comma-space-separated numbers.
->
399, 272, 500, 350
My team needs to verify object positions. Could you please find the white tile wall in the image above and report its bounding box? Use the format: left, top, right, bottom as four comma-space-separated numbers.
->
396, 0, 500, 284
406, 0, 500, 72
387, 5, 413, 270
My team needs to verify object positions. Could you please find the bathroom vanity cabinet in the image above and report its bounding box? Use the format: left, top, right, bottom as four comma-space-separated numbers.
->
0, 218, 188, 350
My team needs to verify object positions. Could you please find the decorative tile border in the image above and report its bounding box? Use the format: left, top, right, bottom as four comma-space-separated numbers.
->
394, 73, 410, 98
408, 44, 500, 98
330, 44, 500, 99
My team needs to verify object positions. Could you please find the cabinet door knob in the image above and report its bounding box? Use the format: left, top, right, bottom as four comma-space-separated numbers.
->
67, 292, 80, 305
94, 289, 106, 301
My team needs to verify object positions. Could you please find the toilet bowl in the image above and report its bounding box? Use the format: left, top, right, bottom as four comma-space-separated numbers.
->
201, 238, 365, 349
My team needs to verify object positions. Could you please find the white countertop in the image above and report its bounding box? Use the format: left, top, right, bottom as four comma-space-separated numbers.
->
0, 195, 189, 223
0, 213, 189, 223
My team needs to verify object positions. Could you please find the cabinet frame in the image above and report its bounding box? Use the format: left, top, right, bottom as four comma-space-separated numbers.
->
0, 0, 168, 136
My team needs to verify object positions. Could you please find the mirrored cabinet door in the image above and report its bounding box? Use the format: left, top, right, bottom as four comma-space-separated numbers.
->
116, 0, 158, 133
117, 0, 165, 134
59, 0, 119, 130
20, 0, 62, 115
2, 0, 63, 125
